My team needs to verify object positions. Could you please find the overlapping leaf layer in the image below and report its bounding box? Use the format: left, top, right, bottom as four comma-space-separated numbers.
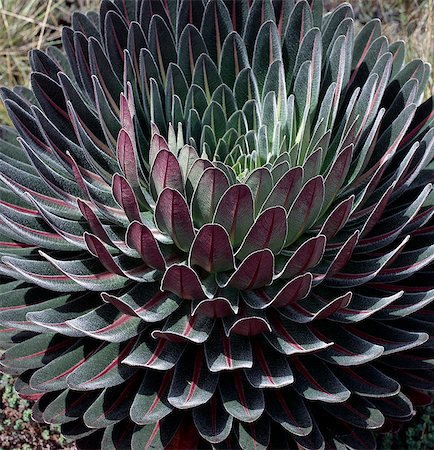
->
1, 0, 434, 448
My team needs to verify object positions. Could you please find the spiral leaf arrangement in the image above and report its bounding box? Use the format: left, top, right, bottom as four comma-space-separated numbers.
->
0, 0, 434, 449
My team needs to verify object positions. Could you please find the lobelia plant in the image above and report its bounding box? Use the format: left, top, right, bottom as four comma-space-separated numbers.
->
0, 0, 434, 448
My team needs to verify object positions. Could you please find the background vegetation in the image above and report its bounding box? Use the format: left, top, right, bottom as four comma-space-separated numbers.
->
0, 0, 432, 448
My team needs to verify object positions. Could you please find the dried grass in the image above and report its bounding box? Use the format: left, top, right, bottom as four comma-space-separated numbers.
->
0, 0, 432, 124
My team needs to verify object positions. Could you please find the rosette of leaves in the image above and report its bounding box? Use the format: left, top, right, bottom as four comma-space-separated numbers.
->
0, 0, 434, 449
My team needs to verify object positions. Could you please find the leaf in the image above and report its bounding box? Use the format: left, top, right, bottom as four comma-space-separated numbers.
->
83, 373, 141, 428
285, 176, 325, 245
213, 184, 254, 247
252, 21, 282, 92
236, 206, 287, 260
313, 322, 384, 366
243, 0, 275, 59
193, 395, 233, 444
42, 389, 98, 424
161, 264, 209, 300
177, 24, 208, 83
191, 167, 230, 226
126, 221, 166, 270
29, 339, 103, 392
235, 416, 270, 450
265, 311, 332, 355
155, 188, 195, 252
282, 0, 313, 87
176, 0, 205, 40
112, 173, 141, 223
152, 304, 214, 344
205, 325, 252, 372
150, 149, 184, 198
245, 167, 273, 214
104, 279, 179, 320
104, 11, 128, 79
262, 166, 303, 211
201, 0, 233, 62
292, 355, 351, 403
244, 340, 293, 388
319, 195, 354, 240
322, 395, 385, 429
66, 339, 137, 390
192, 54, 223, 99
168, 347, 218, 409
123, 331, 185, 370
66, 303, 144, 343
148, 14, 177, 82
220, 371, 264, 422
266, 388, 312, 436
276, 235, 326, 279
189, 224, 234, 272
1, 334, 73, 371
223, 249, 274, 290
220, 32, 250, 88
130, 370, 173, 424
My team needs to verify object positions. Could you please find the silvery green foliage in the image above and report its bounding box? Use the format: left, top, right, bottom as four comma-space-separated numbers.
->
0, 0, 434, 449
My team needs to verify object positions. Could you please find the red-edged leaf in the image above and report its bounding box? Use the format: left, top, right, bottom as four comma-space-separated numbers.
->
262, 166, 303, 211
161, 264, 208, 300
123, 332, 185, 370
66, 339, 137, 390
266, 388, 313, 436
189, 224, 234, 273
84, 233, 124, 276
271, 273, 313, 307
213, 184, 254, 247
235, 416, 271, 450
66, 303, 144, 343
1, 334, 74, 371
191, 293, 239, 318
126, 221, 166, 270
130, 370, 173, 424
236, 206, 287, 260
244, 340, 293, 388
112, 173, 141, 222
149, 132, 170, 168
117, 128, 139, 189
280, 291, 351, 323
277, 235, 326, 279
323, 395, 385, 429
224, 249, 274, 290
152, 304, 215, 344
150, 149, 184, 198
155, 187, 195, 252
319, 195, 354, 240
193, 394, 233, 444
292, 355, 351, 403
219, 371, 264, 422
201, 0, 233, 62
29, 339, 105, 392
313, 231, 360, 283
102, 283, 182, 324
265, 311, 332, 355
168, 347, 218, 409
77, 199, 113, 246
205, 325, 252, 372
42, 389, 98, 425
322, 144, 353, 210
286, 175, 325, 245
224, 309, 272, 336
83, 373, 141, 428
191, 167, 230, 227
245, 167, 273, 214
